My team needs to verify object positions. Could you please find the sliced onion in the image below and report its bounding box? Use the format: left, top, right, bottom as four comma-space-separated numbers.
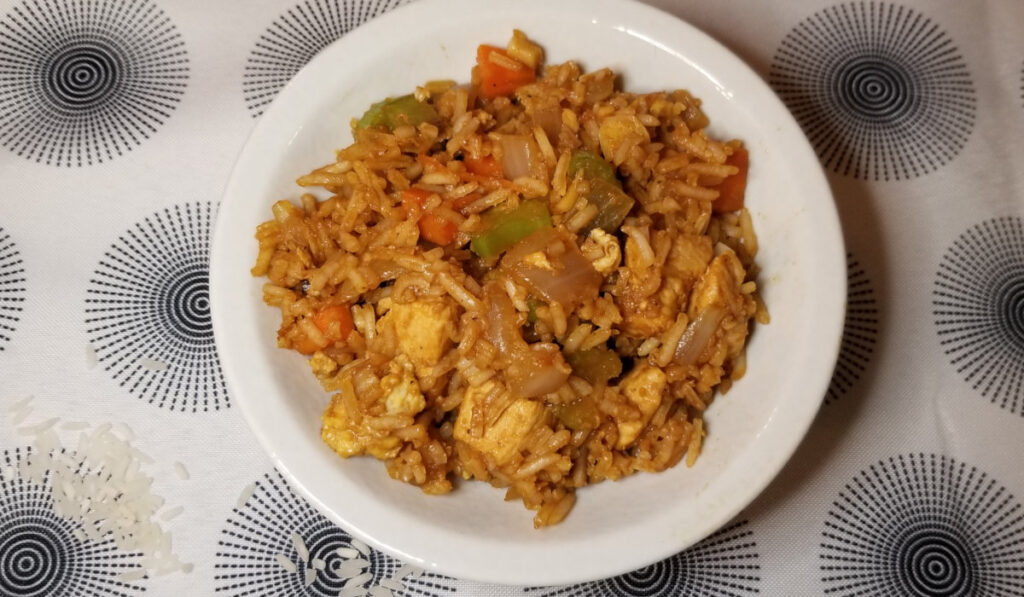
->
483, 283, 570, 398
531, 105, 561, 141
502, 228, 602, 309
509, 343, 570, 398
674, 305, 726, 366
484, 284, 519, 354
498, 135, 533, 179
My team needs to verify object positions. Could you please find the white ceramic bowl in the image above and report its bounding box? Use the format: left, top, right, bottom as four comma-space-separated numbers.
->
211, 0, 845, 585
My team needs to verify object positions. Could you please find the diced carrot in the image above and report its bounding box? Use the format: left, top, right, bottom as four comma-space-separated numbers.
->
418, 212, 458, 245
465, 155, 502, 178
401, 187, 461, 245
476, 45, 535, 99
712, 147, 748, 213
312, 304, 354, 341
400, 187, 431, 217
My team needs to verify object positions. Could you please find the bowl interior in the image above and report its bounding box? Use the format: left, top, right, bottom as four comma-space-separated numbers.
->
211, 0, 844, 585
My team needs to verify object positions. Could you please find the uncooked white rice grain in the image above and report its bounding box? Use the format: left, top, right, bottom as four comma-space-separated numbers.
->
117, 568, 147, 582
10, 406, 32, 426
236, 483, 255, 509
313, 558, 326, 571
173, 462, 189, 480
339, 588, 369, 597
335, 547, 360, 559
292, 532, 310, 562
380, 578, 405, 591
7, 395, 33, 413
275, 553, 298, 574
160, 506, 184, 521
336, 558, 369, 578
18, 417, 59, 436
113, 422, 135, 441
61, 421, 89, 431
72, 528, 87, 542
344, 572, 373, 588
350, 539, 370, 556
182, 563, 194, 574
393, 564, 414, 580
85, 344, 97, 369
139, 357, 169, 371
368, 586, 394, 597
304, 567, 317, 587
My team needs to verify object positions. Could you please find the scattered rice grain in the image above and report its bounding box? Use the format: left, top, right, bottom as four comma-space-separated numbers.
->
276, 553, 298, 574
139, 357, 168, 371
236, 483, 256, 509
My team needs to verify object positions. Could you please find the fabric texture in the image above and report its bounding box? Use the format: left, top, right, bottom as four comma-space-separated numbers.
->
1, 0, 1022, 594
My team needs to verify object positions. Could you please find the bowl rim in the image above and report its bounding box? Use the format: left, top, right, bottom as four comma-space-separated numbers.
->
211, 0, 845, 585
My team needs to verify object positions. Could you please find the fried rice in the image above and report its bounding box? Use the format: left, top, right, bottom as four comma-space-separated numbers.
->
251, 31, 766, 527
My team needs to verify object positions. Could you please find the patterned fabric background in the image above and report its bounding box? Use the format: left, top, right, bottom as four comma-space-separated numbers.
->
1, 0, 1022, 595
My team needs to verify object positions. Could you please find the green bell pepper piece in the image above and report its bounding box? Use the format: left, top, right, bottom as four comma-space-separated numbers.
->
469, 199, 552, 258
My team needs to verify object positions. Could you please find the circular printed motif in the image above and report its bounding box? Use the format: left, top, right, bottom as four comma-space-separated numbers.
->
0, 228, 26, 351
242, 0, 408, 117
0, 0, 189, 166
0, 449, 143, 597
85, 203, 228, 412
827, 253, 879, 404
769, 2, 975, 180
526, 520, 760, 596
933, 216, 1024, 415
821, 453, 1024, 596
214, 471, 406, 596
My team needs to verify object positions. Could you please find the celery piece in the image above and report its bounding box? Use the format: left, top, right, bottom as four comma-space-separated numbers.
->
356, 95, 438, 130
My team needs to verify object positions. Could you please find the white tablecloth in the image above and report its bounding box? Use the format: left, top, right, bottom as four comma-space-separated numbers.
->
2, 0, 1023, 595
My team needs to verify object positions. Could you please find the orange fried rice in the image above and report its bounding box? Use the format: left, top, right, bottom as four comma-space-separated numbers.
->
251, 31, 766, 527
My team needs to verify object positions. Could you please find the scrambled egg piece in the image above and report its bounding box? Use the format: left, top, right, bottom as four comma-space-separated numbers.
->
321, 384, 401, 460
453, 381, 545, 465
615, 363, 667, 448
581, 229, 621, 275
309, 351, 339, 378
379, 297, 457, 376
522, 251, 556, 271
382, 354, 426, 416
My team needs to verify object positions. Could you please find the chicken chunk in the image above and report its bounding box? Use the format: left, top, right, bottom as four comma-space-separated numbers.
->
687, 251, 748, 320
614, 231, 679, 337
665, 234, 713, 297
687, 250, 755, 364
378, 296, 457, 376
614, 363, 667, 449
453, 381, 545, 465
381, 354, 426, 416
